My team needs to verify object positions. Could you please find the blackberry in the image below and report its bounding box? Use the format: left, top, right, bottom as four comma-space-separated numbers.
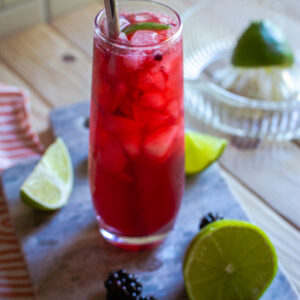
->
199, 212, 223, 229
138, 296, 157, 300
105, 269, 143, 300
154, 53, 163, 61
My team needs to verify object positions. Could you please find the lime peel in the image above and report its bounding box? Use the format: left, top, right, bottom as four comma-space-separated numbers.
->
122, 22, 172, 35
232, 20, 294, 68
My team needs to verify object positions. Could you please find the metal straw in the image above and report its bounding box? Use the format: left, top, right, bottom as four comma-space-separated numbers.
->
104, 0, 121, 39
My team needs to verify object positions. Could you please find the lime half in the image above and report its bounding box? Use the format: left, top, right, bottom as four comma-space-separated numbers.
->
232, 20, 294, 68
184, 220, 277, 300
20, 138, 73, 211
185, 130, 227, 175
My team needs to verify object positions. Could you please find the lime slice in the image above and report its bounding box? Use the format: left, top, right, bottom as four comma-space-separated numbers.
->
20, 138, 73, 211
184, 220, 278, 300
185, 130, 227, 175
122, 22, 171, 35
232, 20, 294, 68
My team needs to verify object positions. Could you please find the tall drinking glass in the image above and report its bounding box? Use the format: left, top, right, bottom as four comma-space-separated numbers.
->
89, 0, 184, 249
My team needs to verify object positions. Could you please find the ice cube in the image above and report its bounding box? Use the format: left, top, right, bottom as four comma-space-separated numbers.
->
104, 116, 141, 158
138, 69, 166, 91
140, 92, 167, 109
162, 51, 182, 76
165, 100, 180, 119
157, 14, 174, 25
104, 115, 135, 133
131, 30, 160, 46
117, 32, 129, 44
110, 82, 128, 112
165, 26, 178, 39
96, 80, 129, 114
121, 134, 141, 158
122, 52, 146, 70
133, 12, 154, 22
115, 100, 134, 118
132, 105, 168, 125
143, 125, 178, 159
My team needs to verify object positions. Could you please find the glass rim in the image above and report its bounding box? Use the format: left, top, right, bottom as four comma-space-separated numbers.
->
94, 0, 182, 50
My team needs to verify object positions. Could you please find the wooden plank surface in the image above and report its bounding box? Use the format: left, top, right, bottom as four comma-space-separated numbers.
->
52, 3, 102, 57
220, 143, 300, 230
0, 24, 92, 108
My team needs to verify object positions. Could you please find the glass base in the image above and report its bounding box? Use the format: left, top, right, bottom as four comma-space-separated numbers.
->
99, 227, 168, 251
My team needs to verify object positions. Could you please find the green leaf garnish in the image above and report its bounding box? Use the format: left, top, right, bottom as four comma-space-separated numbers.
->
122, 22, 172, 35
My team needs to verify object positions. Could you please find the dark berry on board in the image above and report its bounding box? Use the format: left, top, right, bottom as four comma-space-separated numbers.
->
199, 212, 223, 229
105, 270, 143, 300
138, 296, 158, 300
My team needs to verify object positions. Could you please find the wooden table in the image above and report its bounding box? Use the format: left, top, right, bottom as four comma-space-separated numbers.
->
0, 0, 299, 296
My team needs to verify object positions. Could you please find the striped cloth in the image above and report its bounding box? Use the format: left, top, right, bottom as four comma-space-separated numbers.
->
0, 83, 43, 299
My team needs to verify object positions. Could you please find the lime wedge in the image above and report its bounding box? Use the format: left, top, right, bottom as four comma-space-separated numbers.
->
185, 130, 227, 175
184, 220, 278, 300
232, 20, 294, 68
20, 138, 73, 211
122, 22, 171, 35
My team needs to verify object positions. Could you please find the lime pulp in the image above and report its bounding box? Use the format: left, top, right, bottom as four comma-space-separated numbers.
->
185, 130, 227, 175
184, 220, 278, 300
20, 138, 73, 211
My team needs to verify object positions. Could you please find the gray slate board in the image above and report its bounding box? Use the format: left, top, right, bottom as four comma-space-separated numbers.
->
1, 101, 297, 300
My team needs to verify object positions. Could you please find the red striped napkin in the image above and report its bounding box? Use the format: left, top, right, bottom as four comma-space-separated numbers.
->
0, 83, 44, 299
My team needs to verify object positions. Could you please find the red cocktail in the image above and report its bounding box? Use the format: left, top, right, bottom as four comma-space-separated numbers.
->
89, 0, 184, 249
